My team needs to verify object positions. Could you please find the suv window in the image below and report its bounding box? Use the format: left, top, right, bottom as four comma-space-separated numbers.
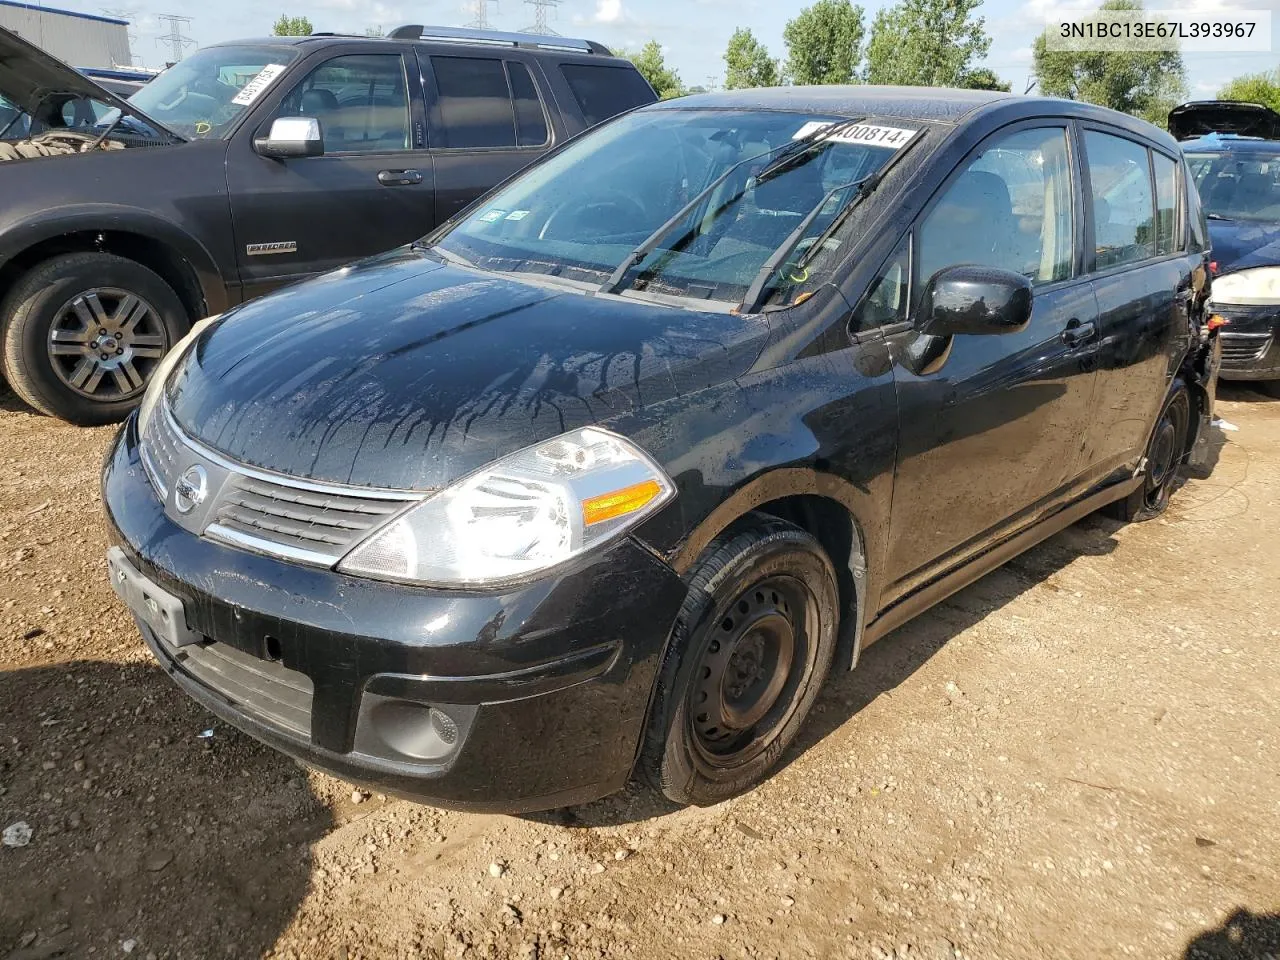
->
1152, 152, 1179, 255
1085, 130, 1156, 270
918, 126, 1074, 290
431, 56, 518, 149
508, 62, 548, 147
276, 54, 411, 154
560, 63, 655, 127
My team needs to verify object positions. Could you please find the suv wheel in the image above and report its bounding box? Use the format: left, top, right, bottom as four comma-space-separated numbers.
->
640, 514, 840, 806
1, 253, 189, 425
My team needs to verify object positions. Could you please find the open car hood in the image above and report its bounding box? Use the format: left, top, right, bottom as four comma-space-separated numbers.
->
0, 25, 168, 133
1169, 101, 1280, 142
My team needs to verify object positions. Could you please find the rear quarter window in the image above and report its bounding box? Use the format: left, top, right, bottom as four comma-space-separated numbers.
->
559, 63, 657, 127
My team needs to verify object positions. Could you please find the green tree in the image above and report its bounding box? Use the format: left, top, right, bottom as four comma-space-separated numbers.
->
1219, 68, 1280, 113
1033, 0, 1185, 126
863, 0, 992, 87
959, 66, 1010, 91
783, 0, 865, 86
271, 14, 313, 35
625, 41, 685, 100
724, 27, 779, 90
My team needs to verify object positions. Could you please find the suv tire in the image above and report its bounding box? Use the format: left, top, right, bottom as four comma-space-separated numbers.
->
1, 253, 189, 425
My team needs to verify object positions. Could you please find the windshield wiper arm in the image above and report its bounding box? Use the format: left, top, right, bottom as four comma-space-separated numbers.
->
740, 173, 881, 315
1205, 212, 1234, 221
599, 117, 863, 296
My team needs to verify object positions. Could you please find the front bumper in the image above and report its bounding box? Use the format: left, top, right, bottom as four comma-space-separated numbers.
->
102, 420, 688, 812
1211, 302, 1280, 380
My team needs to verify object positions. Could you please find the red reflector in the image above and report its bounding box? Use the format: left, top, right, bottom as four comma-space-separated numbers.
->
1210, 260, 1219, 275
1207, 315, 1230, 331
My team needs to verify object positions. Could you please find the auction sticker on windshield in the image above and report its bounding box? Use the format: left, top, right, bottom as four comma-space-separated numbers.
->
793, 121, 918, 150
232, 64, 287, 106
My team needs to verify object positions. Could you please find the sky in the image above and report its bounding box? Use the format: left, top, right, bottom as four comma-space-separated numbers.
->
53, 0, 1280, 99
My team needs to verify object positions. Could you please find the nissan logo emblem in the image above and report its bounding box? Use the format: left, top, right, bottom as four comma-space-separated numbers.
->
173, 464, 208, 514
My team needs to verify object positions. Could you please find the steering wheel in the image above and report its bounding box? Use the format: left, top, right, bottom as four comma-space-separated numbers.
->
539, 190, 649, 241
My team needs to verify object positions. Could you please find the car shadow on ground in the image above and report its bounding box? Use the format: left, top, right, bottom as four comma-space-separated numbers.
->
0, 659, 332, 959
1184, 909, 1280, 959
538, 514, 1123, 829
1216, 382, 1278, 405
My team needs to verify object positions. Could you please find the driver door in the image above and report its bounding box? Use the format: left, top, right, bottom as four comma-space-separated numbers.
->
226, 46, 435, 300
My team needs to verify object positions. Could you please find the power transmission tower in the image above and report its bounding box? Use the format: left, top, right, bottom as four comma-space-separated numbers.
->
521, 0, 560, 35
465, 0, 498, 28
102, 6, 142, 66
155, 13, 194, 62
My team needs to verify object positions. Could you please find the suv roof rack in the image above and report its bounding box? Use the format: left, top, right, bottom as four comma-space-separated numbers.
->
387, 24, 612, 55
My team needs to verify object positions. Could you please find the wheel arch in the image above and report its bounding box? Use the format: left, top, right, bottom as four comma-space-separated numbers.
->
0, 209, 229, 323
668, 469, 878, 672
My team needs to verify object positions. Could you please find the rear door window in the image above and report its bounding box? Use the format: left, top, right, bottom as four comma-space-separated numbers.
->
559, 63, 656, 127
1084, 130, 1156, 270
1152, 152, 1180, 255
508, 61, 548, 146
431, 56, 516, 148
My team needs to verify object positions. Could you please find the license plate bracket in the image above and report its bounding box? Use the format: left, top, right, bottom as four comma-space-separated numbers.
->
106, 546, 202, 648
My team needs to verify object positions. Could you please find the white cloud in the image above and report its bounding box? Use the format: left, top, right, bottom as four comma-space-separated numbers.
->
594, 0, 625, 23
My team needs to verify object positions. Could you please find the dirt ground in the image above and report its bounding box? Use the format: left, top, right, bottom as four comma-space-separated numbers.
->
0, 384, 1276, 960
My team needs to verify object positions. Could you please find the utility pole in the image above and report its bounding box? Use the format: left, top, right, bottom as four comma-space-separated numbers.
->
155, 13, 194, 62
521, 0, 560, 35
465, 0, 498, 28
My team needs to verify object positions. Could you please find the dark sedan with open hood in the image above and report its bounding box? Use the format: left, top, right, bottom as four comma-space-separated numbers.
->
104, 88, 1218, 812
1175, 101, 1280, 394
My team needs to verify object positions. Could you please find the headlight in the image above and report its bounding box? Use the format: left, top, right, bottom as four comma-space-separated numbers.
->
1210, 267, 1280, 306
338, 427, 675, 587
135, 314, 219, 436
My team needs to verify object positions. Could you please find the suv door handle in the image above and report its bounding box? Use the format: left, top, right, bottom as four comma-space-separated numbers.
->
1061, 318, 1097, 346
378, 169, 423, 186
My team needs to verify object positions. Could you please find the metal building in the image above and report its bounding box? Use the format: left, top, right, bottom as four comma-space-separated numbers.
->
0, 1, 132, 70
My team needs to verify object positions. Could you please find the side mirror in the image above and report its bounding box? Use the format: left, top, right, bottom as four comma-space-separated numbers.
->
919, 265, 1033, 337
253, 117, 323, 159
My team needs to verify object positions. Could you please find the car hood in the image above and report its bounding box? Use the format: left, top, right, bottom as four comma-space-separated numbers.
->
166, 248, 770, 491
1208, 218, 1280, 274
0, 26, 136, 117
1169, 101, 1280, 141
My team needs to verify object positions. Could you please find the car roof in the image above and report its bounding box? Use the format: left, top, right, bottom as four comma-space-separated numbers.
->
656, 86, 1014, 123
1180, 133, 1280, 153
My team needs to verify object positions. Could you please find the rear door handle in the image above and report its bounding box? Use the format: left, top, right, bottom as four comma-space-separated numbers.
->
1061, 318, 1097, 346
378, 169, 423, 186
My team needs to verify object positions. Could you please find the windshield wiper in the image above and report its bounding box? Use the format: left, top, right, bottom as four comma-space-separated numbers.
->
599, 117, 863, 296
740, 173, 882, 315
1205, 212, 1234, 221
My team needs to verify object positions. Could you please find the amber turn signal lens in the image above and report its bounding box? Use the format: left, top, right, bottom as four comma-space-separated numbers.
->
1207, 315, 1230, 331
582, 479, 664, 526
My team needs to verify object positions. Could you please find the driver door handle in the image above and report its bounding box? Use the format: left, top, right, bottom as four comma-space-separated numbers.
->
1061, 318, 1097, 346
378, 169, 423, 186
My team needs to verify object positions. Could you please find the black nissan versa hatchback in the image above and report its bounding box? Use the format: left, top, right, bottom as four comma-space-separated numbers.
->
103, 87, 1219, 812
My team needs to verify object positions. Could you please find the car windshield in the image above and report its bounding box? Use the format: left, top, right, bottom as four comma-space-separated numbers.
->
125, 45, 300, 140
433, 109, 916, 309
1186, 150, 1280, 221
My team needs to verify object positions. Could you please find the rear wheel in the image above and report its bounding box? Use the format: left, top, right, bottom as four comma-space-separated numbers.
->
640, 514, 840, 806
1106, 383, 1191, 523
1, 253, 188, 425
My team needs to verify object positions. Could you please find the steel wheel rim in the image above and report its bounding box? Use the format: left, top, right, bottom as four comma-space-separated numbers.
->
47, 287, 168, 401
1144, 396, 1187, 510
690, 575, 817, 769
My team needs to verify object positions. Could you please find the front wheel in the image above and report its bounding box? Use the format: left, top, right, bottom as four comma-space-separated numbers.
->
640, 514, 840, 806
1, 253, 189, 425
1107, 383, 1191, 523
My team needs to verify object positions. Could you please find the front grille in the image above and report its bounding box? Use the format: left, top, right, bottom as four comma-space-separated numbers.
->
210, 476, 407, 557
174, 641, 314, 739
1220, 332, 1271, 365
139, 403, 420, 566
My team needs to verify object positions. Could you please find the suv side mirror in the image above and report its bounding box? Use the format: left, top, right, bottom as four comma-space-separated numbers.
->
254, 117, 323, 159
919, 265, 1033, 337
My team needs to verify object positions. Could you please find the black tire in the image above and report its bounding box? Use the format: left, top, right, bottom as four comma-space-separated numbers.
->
0, 253, 189, 425
1106, 382, 1192, 523
640, 514, 840, 806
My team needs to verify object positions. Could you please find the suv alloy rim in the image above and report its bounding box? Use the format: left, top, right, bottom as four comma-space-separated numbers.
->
47, 288, 169, 401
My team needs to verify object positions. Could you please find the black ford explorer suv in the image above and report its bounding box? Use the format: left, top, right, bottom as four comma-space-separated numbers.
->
104, 87, 1218, 813
0, 24, 655, 424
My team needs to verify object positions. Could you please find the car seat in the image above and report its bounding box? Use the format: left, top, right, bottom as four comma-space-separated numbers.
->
301, 88, 343, 148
